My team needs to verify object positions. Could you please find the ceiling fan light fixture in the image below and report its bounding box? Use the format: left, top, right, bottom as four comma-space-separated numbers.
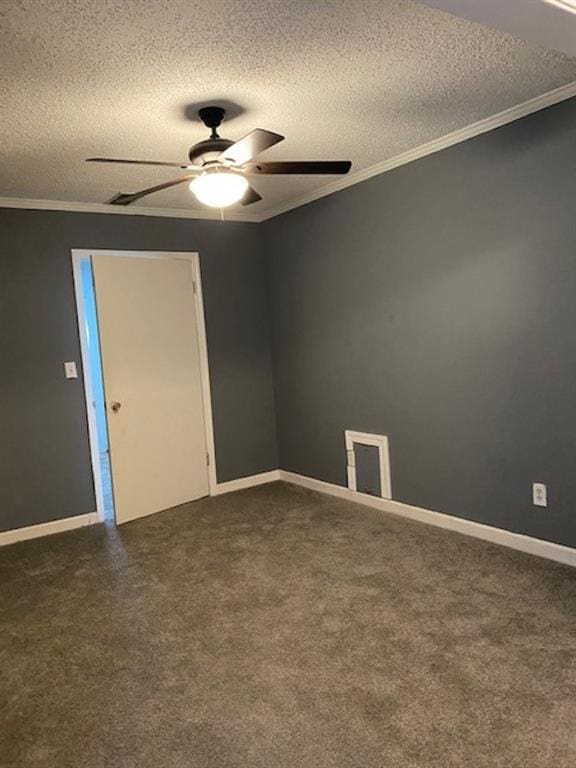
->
89, 108, 351, 208
190, 167, 249, 208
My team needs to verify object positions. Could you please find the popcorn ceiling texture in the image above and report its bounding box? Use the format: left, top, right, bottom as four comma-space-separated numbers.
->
1, 0, 575, 215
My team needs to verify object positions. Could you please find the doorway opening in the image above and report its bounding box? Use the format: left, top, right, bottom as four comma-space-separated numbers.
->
72, 250, 217, 526
79, 258, 115, 523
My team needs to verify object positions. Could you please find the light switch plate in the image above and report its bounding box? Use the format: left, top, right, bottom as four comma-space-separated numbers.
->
64, 361, 78, 379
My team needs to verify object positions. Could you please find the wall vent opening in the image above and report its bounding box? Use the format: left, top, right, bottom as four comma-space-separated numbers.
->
345, 430, 391, 499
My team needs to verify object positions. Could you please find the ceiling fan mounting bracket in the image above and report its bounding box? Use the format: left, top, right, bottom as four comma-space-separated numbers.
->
198, 106, 226, 136
189, 106, 234, 164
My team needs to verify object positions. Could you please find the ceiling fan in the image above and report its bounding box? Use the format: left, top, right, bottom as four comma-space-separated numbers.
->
86, 106, 352, 209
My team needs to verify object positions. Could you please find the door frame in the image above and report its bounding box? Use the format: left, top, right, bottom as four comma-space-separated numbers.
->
71, 249, 218, 522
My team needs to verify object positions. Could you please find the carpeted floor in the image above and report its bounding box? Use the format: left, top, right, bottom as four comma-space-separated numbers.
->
99, 451, 115, 523
2, 482, 576, 768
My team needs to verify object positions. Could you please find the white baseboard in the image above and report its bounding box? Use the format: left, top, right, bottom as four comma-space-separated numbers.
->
0, 512, 100, 548
279, 470, 576, 569
212, 470, 281, 496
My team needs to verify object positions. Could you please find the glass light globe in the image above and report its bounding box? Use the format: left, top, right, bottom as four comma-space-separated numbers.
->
190, 169, 249, 208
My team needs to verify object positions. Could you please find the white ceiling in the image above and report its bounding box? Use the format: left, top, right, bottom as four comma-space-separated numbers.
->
1, 0, 575, 219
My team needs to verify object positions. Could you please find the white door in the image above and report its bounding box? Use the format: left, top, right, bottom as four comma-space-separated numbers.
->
92, 254, 209, 524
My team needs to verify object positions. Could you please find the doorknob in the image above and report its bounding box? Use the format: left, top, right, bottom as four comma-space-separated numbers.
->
110, 401, 122, 413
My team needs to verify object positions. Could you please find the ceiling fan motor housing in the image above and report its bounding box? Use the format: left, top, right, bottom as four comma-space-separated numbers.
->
188, 137, 234, 165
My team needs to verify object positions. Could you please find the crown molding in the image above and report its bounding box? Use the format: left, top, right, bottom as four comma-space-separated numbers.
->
0, 196, 261, 223
2, 80, 576, 225
259, 79, 576, 221
539, 0, 576, 10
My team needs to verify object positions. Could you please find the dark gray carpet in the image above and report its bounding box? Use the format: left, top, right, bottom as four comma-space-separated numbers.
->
2, 482, 576, 768
99, 451, 114, 523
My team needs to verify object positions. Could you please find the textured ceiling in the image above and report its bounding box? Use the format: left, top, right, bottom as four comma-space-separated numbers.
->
1, 0, 576, 217
420, 1, 576, 57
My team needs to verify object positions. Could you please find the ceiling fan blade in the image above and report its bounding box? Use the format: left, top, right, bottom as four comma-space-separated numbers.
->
87, 157, 197, 169
243, 160, 352, 175
107, 193, 139, 205
241, 185, 263, 206
106, 173, 199, 205
220, 129, 284, 166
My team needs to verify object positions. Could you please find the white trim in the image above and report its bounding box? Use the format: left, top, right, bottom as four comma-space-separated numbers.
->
212, 470, 281, 496
0, 196, 260, 222
0, 513, 99, 548
543, 1, 576, 14
345, 430, 391, 498
71, 249, 218, 523
278, 470, 576, 569
259, 80, 576, 221
2, 82, 575, 224
192, 256, 218, 495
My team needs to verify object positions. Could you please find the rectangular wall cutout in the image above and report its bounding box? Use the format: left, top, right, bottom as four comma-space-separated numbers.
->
345, 430, 391, 499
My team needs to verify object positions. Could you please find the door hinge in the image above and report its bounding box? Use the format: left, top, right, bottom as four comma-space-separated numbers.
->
193, 280, 197, 294
206, 452, 210, 466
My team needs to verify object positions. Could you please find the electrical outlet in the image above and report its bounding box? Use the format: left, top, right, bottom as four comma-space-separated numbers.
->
533, 483, 547, 508
64, 361, 78, 379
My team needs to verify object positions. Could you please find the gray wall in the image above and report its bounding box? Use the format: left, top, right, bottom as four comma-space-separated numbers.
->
4, 97, 576, 546
265, 97, 576, 548
0, 209, 277, 532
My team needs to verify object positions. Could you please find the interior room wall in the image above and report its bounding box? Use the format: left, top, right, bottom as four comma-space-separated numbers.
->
264, 96, 576, 548
0, 209, 277, 532
4, 97, 576, 545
